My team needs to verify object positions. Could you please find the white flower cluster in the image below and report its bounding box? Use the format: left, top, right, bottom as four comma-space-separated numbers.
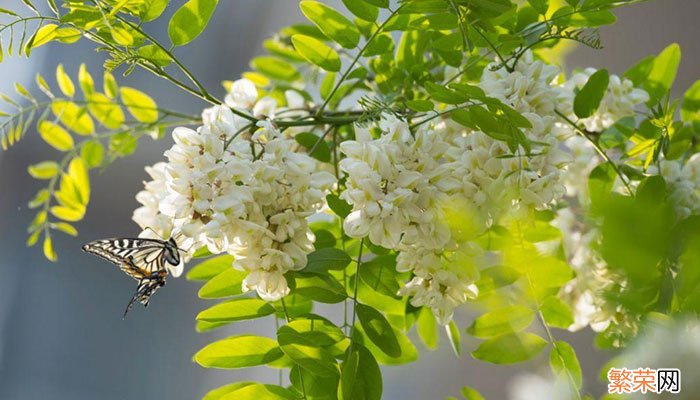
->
558, 67, 649, 132
655, 154, 700, 219
553, 70, 651, 337
339, 52, 575, 323
339, 116, 479, 323
133, 80, 334, 301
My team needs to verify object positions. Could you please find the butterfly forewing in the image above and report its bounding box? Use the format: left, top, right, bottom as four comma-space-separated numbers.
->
82, 237, 179, 317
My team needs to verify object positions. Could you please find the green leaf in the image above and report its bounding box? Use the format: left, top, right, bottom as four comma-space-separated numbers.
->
137, 44, 172, 67
250, 56, 300, 81
78, 64, 94, 96
285, 314, 348, 347
425, 82, 469, 104
140, 0, 169, 22
80, 140, 104, 168
292, 35, 341, 72
52, 222, 78, 236
338, 346, 382, 400
56, 64, 75, 97
28, 161, 59, 179
645, 43, 681, 104
360, 0, 388, 8
67, 157, 89, 205
682, 79, 700, 129
203, 382, 255, 400
43, 236, 57, 262
406, 99, 434, 112
120, 87, 158, 123
588, 163, 616, 210
326, 193, 352, 218
472, 332, 547, 364
103, 72, 119, 99
300, 1, 360, 49
198, 267, 246, 299
356, 303, 401, 357
168, 0, 219, 46
573, 69, 609, 119
364, 32, 394, 56
51, 101, 95, 135
277, 325, 340, 377
187, 255, 234, 281
88, 93, 125, 129
38, 121, 74, 151
109, 132, 138, 156
467, 305, 535, 339
27, 23, 58, 53
219, 384, 298, 400
527, 0, 548, 14
194, 335, 283, 369
461, 387, 486, 400
342, 0, 378, 21
550, 341, 582, 389
358, 254, 399, 298
50, 205, 84, 222
304, 248, 352, 274
293, 273, 346, 303
291, 365, 339, 400
540, 296, 574, 329
55, 27, 81, 44
111, 27, 134, 46
446, 320, 461, 356
197, 298, 275, 324
416, 307, 438, 349
295, 131, 331, 162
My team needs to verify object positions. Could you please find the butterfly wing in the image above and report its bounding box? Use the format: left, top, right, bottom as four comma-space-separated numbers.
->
123, 273, 167, 319
83, 238, 173, 317
82, 238, 170, 280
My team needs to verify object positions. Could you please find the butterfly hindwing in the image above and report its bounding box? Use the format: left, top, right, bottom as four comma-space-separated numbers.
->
82, 237, 180, 317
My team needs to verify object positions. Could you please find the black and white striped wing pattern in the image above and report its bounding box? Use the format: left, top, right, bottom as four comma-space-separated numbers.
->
82, 238, 171, 280
82, 237, 179, 317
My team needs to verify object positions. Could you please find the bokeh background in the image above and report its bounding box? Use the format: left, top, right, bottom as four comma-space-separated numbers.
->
1, 1, 698, 399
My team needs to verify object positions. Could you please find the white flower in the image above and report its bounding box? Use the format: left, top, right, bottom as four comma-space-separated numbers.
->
133, 97, 335, 301
653, 155, 700, 219
558, 68, 649, 132
225, 78, 258, 109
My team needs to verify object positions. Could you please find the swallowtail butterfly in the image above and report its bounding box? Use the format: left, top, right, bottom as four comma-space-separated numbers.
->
82, 237, 184, 318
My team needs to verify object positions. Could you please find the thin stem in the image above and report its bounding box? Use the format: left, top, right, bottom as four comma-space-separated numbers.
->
113, 14, 222, 106
349, 238, 365, 347
555, 110, 633, 195
536, 309, 583, 400
280, 297, 307, 400
308, 125, 334, 155
316, 5, 405, 115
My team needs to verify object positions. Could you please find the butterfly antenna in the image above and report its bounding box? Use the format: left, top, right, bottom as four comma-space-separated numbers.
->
143, 226, 163, 239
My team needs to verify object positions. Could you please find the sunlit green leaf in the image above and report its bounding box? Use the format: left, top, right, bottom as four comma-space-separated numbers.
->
416, 307, 438, 350
187, 255, 234, 281
38, 121, 74, 151
292, 35, 341, 72
304, 247, 352, 274
467, 305, 535, 339
356, 303, 401, 357
338, 345, 382, 400
56, 64, 75, 97
28, 161, 59, 179
300, 1, 360, 49
43, 236, 57, 261
169, 0, 219, 46
540, 296, 574, 329
219, 383, 297, 400
198, 267, 246, 299
197, 298, 275, 324
51, 101, 94, 135
194, 335, 283, 369
278, 325, 340, 377
88, 93, 125, 129
120, 87, 158, 123
550, 341, 582, 389
472, 332, 547, 364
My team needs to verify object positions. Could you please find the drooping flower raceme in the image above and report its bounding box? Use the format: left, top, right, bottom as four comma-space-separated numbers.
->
133, 80, 335, 301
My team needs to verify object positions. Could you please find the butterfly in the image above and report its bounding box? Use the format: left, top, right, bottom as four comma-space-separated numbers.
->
82, 237, 185, 318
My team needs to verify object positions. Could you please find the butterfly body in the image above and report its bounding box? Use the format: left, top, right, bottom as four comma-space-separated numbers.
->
82, 237, 183, 318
